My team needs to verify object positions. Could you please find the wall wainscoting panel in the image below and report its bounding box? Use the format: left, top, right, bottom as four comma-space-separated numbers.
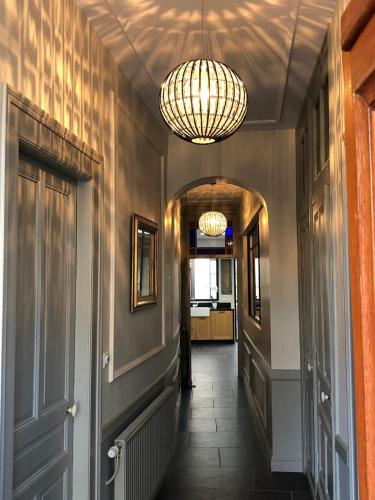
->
242, 330, 303, 472
242, 330, 272, 458
250, 358, 267, 428
270, 376, 303, 473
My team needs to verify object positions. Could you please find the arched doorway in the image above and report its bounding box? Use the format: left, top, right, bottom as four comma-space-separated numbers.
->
170, 177, 267, 391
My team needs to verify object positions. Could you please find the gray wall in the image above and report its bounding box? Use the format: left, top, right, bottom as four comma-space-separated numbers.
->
0, 1, 181, 497
167, 129, 300, 371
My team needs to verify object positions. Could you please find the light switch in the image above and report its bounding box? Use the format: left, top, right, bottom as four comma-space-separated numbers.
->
103, 352, 110, 368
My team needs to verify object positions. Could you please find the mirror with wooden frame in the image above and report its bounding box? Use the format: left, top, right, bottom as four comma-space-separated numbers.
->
131, 214, 158, 311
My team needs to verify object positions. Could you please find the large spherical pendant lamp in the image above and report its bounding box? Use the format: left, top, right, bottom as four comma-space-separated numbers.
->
199, 210, 227, 237
159, 59, 248, 144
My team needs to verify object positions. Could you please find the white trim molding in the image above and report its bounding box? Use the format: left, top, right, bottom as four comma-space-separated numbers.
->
108, 96, 166, 382
108, 90, 117, 383
111, 344, 166, 380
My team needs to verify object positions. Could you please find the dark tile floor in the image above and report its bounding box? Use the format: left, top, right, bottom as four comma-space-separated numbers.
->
156, 342, 312, 500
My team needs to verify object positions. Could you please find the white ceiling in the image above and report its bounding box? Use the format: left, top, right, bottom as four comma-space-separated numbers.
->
78, 0, 336, 129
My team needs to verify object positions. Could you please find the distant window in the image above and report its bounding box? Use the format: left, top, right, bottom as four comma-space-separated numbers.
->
190, 258, 218, 300
247, 219, 261, 323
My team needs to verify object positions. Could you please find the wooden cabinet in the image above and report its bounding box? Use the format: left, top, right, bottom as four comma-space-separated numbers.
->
210, 311, 233, 340
191, 316, 211, 340
191, 311, 233, 341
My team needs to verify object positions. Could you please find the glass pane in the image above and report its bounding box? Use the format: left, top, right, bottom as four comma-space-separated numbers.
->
303, 129, 309, 196
248, 224, 261, 322
254, 245, 261, 321
137, 228, 152, 297
315, 102, 321, 175
323, 77, 329, 163
189, 228, 196, 248
252, 226, 259, 247
249, 247, 255, 317
210, 259, 218, 300
191, 258, 218, 300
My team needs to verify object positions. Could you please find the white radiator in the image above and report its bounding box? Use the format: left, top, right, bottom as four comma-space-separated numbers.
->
114, 387, 176, 500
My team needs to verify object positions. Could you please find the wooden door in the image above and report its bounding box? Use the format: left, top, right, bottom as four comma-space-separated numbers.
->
341, 3, 375, 499
13, 154, 77, 499
298, 212, 316, 490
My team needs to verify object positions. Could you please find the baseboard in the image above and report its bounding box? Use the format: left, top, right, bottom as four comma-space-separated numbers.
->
271, 457, 304, 473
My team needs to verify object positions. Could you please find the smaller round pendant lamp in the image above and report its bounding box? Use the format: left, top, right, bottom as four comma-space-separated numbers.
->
199, 210, 227, 237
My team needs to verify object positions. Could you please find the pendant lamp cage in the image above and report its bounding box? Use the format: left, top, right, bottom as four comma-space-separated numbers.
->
198, 184, 227, 237
159, 1, 248, 144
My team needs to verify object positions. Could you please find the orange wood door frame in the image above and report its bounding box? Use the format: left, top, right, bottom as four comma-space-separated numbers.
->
341, 2, 375, 499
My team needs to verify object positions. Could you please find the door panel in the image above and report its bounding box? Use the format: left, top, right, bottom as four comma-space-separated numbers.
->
210, 311, 233, 340
13, 154, 76, 499
313, 185, 333, 500
14, 166, 39, 429
298, 212, 316, 488
191, 316, 211, 340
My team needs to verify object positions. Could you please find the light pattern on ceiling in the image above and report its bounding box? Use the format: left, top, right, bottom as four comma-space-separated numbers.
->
77, 0, 336, 128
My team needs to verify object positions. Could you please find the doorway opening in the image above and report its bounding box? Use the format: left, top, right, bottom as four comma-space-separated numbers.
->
160, 176, 311, 498
190, 257, 238, 342
174, 177, 267, 389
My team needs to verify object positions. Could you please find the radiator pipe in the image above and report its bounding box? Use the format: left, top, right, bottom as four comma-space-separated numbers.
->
106, 443, 122, 486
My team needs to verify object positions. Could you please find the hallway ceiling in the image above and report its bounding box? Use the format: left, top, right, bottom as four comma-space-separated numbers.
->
78, 0, 336, 129
181, 182, 244, 208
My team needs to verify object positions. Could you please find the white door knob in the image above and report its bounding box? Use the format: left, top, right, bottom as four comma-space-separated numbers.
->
66, 403, 78, 418
307, 362, 313, 373
320, 391, 330, 403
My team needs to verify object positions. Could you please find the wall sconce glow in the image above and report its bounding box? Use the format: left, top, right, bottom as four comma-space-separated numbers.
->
199, 210, 227, 237
159, 59, 248, 145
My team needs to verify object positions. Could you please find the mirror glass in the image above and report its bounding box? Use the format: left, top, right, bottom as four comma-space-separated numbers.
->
131, 214, 158, 311
137, 228, 152, 297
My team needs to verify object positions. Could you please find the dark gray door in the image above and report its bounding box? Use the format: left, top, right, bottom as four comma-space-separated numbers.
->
312, 185, 333, 500
180, 257, 192, 387
13, 154, 77, 499
298, 212, 316, 489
